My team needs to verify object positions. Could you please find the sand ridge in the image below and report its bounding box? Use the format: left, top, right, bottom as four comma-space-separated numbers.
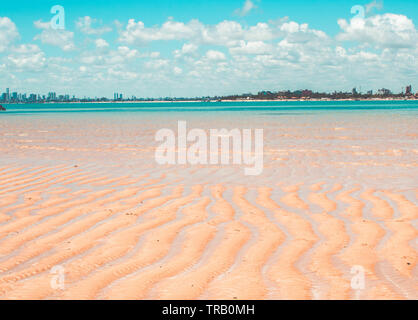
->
0, 165, 416, 299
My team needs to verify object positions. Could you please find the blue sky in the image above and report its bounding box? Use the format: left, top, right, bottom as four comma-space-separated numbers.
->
0, 0, 417, 97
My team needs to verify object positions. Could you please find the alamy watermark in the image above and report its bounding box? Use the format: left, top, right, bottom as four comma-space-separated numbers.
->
351, 265, 366, 299
50, 5, 65, 30
50, 265, 65, 290
155, 121, 264, 176
351, 0, 383, 20
351, 5, 365, 20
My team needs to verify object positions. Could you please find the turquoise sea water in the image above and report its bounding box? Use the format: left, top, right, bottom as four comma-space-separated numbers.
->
1, 100, 418, 115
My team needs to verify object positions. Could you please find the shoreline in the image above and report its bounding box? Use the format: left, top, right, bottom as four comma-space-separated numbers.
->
3, 97, 418, 105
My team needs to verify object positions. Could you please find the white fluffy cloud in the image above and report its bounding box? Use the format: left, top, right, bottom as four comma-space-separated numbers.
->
0, 10, 416, 97
118, 19, 280, 47
230, 41, 273, 55
234, 0, 257, 17
174, 43, 199, 58
6, 44, 46, 71
79, 46, 138, 66
205, 50, 226, 61
280, 21, 328, 43
144, 59, 169, 69
337, 13, 418, 48
76, 16, 112, 35
173, 66, 183, 74
365, 0, 383, 14
117, 18, 330, 50
119, 19, 201, 44
34, 20, 75, 51
0, 17, 19, 52
95, 38, 109, 49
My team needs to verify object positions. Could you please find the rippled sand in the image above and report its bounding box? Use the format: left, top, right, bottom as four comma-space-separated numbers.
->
0, 109, 417, 300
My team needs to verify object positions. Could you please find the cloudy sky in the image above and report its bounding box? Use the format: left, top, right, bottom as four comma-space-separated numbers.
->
0, 0, 417, 98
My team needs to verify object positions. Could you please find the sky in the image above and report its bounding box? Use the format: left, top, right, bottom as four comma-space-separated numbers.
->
0, 0, 417, 98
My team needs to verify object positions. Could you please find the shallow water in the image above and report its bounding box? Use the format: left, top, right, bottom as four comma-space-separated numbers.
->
0, 100, 417, 299
1, 101, 417, 189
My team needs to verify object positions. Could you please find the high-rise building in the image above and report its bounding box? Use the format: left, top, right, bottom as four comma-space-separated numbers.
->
48, 92, 57, 101
6, 88, 10, 102
405, 85, 412, 95
29, 94, 37, 102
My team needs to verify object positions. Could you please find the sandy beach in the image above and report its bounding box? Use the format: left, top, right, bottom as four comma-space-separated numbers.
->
0, 102, 417, 300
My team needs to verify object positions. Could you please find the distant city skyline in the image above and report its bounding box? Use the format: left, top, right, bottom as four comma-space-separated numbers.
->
0, 0, 417, 97
1, 84, 416, 103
